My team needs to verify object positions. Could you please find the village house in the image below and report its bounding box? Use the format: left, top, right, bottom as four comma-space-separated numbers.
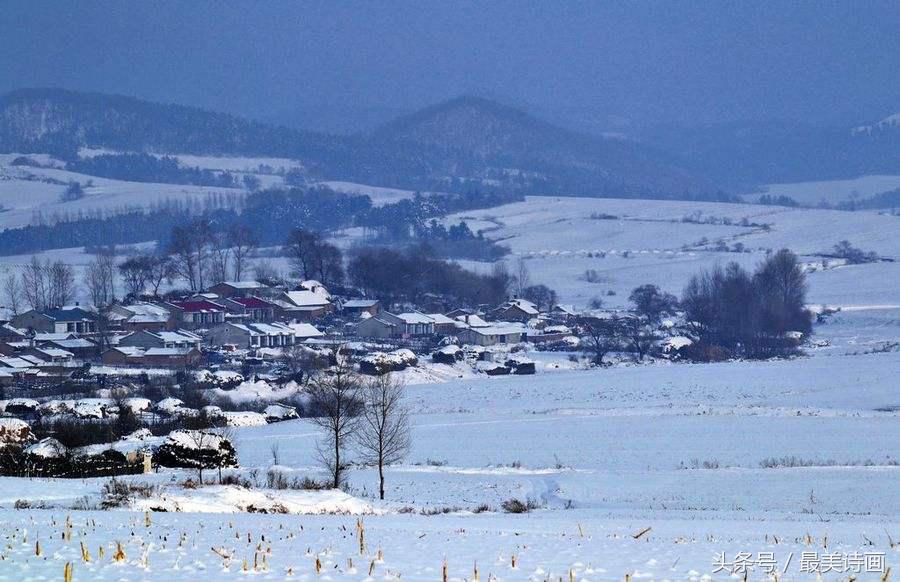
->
222, 296, 277, 322
492, 298, 540, 322
426, 313, 460, 335
357, 311, 435, 339
165, 299, 227, 329
341, 299, 382, 318
12, 307, 98, 334
457, 324, 525, 346
275, 289, 333, 321
108, 302, 173, 332
117, 329, 202, 350
44, 337, 97, 360
206, 321, 299, 348
208, 281, 270, 299
101, 345, 202, 368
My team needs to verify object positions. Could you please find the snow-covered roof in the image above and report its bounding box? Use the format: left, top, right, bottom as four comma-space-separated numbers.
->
343, 299, 379, 308
465, 325, 525, 337
144, 347, 196, 356
427, 313, 456, 325
50, 338, 95, 349
501, 299, 540, 315
25, 437, 66, 458
284, 290, 331, 307
33, 332, 77, 342
395, 312, 434, 324
217, 280, 267, 289
455, 314, 490, 328
289, 322, 325, 339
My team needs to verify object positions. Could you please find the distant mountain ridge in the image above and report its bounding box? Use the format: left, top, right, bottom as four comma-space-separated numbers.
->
0, 88, 718, 200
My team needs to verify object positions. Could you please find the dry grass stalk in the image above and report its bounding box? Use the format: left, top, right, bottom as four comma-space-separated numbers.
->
315, 556, 322, 574
357, 518, 366, 555
80, 541, 91, 562
369, 560, 376, 576
34, 540, 41, 556
442, 558, 448, 582
63, 562, 73, 582
113, 541, 126, 562
632, 527, 652, 540
511, 554, 517, 568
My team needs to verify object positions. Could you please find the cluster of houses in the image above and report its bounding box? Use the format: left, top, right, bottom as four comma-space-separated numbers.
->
0, 279, 580, 384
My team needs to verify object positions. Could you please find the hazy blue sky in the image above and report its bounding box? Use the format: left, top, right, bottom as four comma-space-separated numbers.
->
3, 1, 900, 132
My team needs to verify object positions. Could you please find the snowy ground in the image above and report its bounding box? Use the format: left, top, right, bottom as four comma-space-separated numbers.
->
749, 174, 900, 207
446, 195, 900, 308
1, 308, 897, 578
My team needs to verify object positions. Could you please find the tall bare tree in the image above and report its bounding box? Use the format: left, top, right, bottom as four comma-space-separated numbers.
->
46, 260, 76, 308
84, 248, 117, 308
2, 272, 22, 315
355, 374, 411, 500
228, 224, 258, 281
21, 256, 48, 310
306, 352, 362, 488
208, 230, 232, 285
514, 258, 531, 298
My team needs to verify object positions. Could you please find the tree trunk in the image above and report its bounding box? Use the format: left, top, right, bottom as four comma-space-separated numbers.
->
333, 427, 340, 489
378, 453, 385, 500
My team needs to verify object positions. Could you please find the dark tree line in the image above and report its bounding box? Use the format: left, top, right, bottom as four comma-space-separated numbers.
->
348, 245, 512, 306
67, 153, 240, 188
682, 249, 812, 359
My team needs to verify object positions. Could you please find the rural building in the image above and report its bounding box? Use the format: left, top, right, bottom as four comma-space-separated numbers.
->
108, 303, 173, 331
341, 299, 382, 317
206, 322, 298, 348
222, 296, 277, 322
12, 307, 98, 334
118, 329, 202, 350
165, 300, 227, 329
208, 281, 270, 299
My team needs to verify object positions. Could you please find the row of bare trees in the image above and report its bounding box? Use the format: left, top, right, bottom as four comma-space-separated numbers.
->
2, 256, 77, 313
306, 355, 411, 499
168, 220, 258, 291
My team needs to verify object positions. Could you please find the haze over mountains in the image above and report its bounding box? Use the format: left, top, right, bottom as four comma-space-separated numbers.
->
0, 88, 717, 200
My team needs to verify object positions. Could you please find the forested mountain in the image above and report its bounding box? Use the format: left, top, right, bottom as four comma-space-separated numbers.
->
0, 88, 347, 167
0, 88, 719, 200
359, 96, 719, 199
644, 115, 900, 189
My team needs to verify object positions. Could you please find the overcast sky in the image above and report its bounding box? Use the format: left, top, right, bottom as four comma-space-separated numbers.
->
3, 1, 900, 132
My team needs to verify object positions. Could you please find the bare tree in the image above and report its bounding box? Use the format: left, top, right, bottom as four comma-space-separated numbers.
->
21, 256, 48, 310
2, 272, 22, 315
228, 224, 258, 281
208, 230, 232, 285
285, 229, 320, 280
306, 352, 362, 488
169, 220, 213, 291
84, 249, 117, 308
577, 315, 622, 366
119, 255, 152, 298
46, 260, 76, 308
355, 374, 411, 500
147, 255, 174, 296
514, 258, 531, 297
253, 259, 281, 284
278, 344, 326, 386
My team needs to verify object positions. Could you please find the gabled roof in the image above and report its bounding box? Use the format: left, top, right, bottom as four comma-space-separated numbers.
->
342, 299, 380, 308
395, 312, 434, 324
426, 313, 456, 325
283, 290, 331, 308
230, 296, 276, 309
38, 307, 97, 322
215, 281, 267, 289
289, 322, 325, 339
168, 300, 225, 312
499, 299, 539, 315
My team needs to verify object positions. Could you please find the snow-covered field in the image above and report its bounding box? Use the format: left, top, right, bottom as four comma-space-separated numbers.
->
447, 196, 900, 308
750, 174, 900, 207
1, 314, 897, 579
0, 182, 898, 578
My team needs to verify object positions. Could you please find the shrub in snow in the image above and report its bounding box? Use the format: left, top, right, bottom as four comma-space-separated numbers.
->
155, 429, 238, 473
5, 398, 38, 416
219, 411, 267, 427
155, 397, 185, 416
0, 418, 34, 447
264, 403, 299, 423
360, 349, 420, 375
432, 345, 463, 364
506, 358, 536, 375
476, 361, 510, 376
